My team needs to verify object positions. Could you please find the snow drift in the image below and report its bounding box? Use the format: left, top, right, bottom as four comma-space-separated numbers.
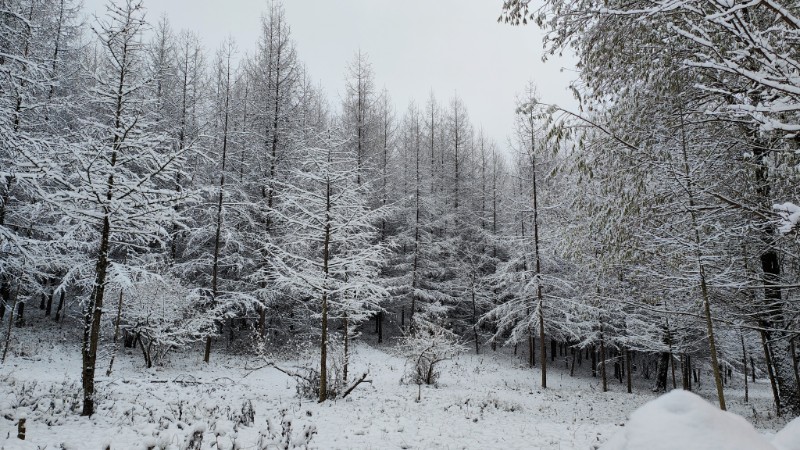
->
601, 390, 800, 450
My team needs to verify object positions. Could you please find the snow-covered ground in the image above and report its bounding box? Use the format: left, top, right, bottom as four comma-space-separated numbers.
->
0, 332, 795, 449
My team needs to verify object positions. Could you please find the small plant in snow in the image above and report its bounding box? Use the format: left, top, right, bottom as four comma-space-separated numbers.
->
290, 337, 348, 401
257, 409, 317, 450
400, 320, 465, 387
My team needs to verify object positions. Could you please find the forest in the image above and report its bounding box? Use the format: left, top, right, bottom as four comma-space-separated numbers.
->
1, 0, 800, 448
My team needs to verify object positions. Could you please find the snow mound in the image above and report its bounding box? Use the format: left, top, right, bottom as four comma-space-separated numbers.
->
773, 417, 800, 450
601, 390, 778, 450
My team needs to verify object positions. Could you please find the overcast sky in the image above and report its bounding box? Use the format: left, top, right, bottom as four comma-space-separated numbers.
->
82, 0, 578, 147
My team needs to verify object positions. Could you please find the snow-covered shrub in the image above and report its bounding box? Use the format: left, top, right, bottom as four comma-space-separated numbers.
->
257, 408, 317, 450
292, 337, 347, 400
115, 274, 215, 367
183, 424, 205, 450
400, 321, 465, 386
1, 376, 85, 425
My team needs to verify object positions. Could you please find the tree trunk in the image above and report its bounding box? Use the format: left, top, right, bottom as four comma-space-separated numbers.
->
655, 352, 670, 392
528, 334, 535, 367
471, 280, 479, 354
626, 349, 633, 394
44, 290, 54, 317
570, 346, 577, 377
208, 49, 233, 365
343, 314, 349, 385
319, 172, 332, 403
112, 291, 123, 343
741, 333, 749, 403
529, 139, 546, 389
82, 215, 112, 416
791, 337, 800, 401
203, 336, 211, 363
2, 283, 19, 363
761, 328, 781, 416
670, 352, 677, 389
259, 306, 267, 337
54, 291, 65, 322
678, 107, 725, 409
377, 311, 383, 344
682, 354, 690, 391
600, 330, 608, 392
14, 302, 24, 328
749, 130, 800, 414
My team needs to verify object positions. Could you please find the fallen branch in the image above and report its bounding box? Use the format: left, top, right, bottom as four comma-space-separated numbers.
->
244, 360, 316, 385
341, 372, 372, 399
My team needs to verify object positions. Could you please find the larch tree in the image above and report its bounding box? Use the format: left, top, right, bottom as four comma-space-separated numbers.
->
51, 0, 191, 416
263, 127, 388, 402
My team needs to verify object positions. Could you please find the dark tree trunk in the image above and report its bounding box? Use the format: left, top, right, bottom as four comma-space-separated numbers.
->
528, 333, 535, 367
742, 334, 749, 403
753, 135, 800, 414
570, 346, 576, 377
14, 302, 24, 328
655, 352, 670, 392
45, 291, 53, 317
791, 338, 800, 398
626, 349, 632, 394
761, 328, 782, 416
54, 291, 65, 322
670, 352, 677, 389
82, 215, 112, 417
259, 306, 267, 337
682, 354, 690, 391
377, 311, 383, 344
0, 277, 10, 321
600, 333, 608, 392
204, 336, 211, 363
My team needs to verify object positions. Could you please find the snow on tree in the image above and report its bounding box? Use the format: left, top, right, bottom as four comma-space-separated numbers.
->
261, 127, 389, 401
47, 0, 192, 416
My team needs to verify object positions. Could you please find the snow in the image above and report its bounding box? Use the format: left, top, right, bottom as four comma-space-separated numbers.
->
0, 336, 794, 449
774, 202, 800, 234
601, 390, 800, 450
773, 417, 800, 450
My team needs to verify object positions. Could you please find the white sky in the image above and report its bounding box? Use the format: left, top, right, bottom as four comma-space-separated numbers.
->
82, 0, 578, 148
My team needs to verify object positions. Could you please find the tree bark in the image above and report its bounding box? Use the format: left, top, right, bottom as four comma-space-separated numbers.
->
600, 328, 608, 392
82, 215, 112, 416
626, 349, 633, 394
54, 290, 65, 322
761, 327, 782, 416
741, 333, 749, 403
655, 352, 670, 392
319, 170, 332, 403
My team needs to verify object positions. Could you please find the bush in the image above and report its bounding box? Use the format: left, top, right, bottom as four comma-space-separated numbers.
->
400, 321, 465, 386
